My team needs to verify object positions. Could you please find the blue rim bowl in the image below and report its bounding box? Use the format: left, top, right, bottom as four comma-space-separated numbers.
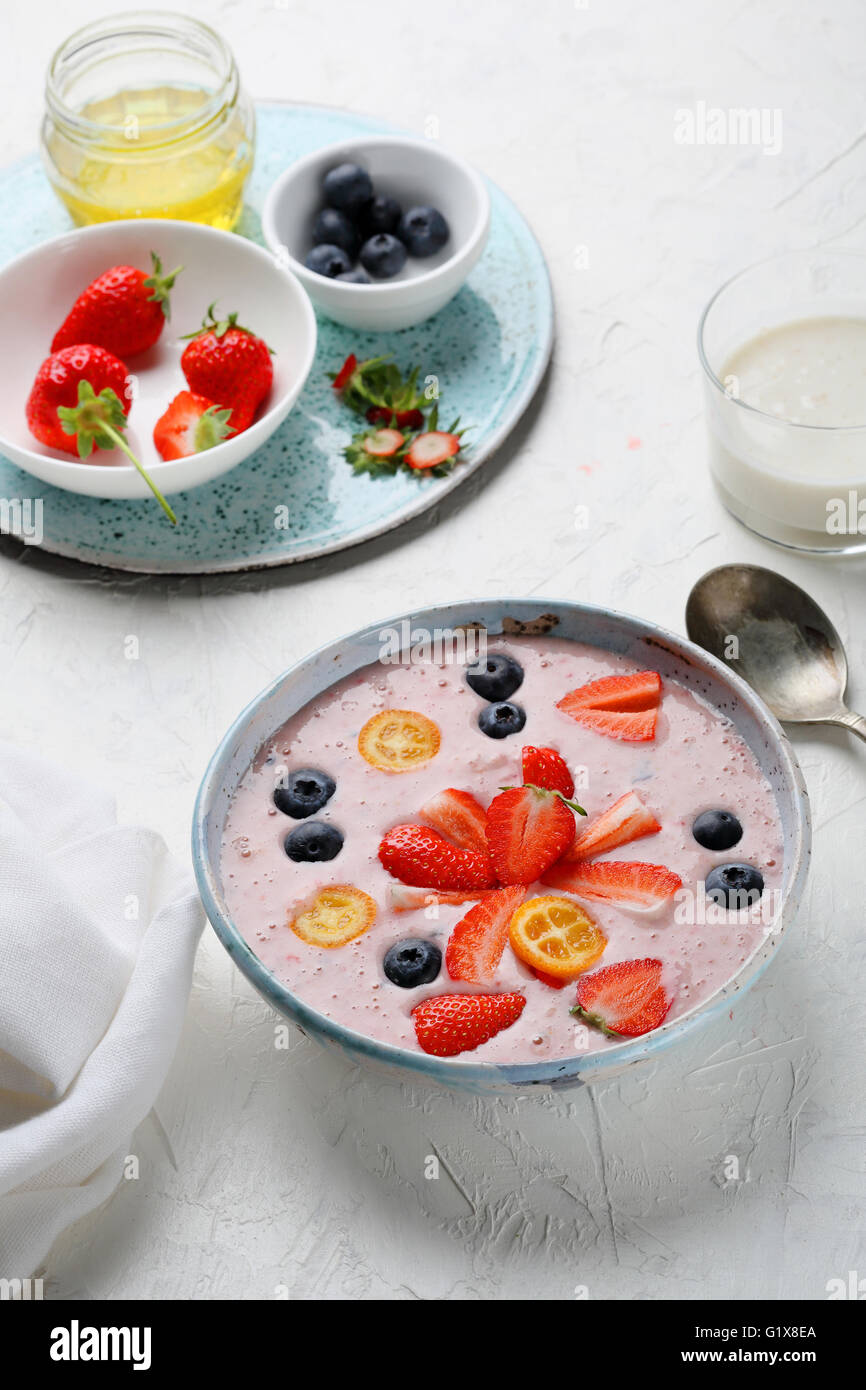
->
192, 597, 811, 1093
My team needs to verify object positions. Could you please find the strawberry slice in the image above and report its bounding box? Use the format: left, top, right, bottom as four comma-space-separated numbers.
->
390, 886, 494, 911
531, 967, 569, 990
363, 427, 404, 458
413, 992, 526, 1056
445, 885, 526, 984
420, 788, 488, 855
571, 958, 672, 1037
542, 859, 682, 907
367, 405, 424, 429
557, 671, 661, 742
522, 746, 574, 798
565, 790, 660, 861
389, 885, 496, 912
332, 353, 357, 391
405, 431, 460, 470
153, 391, 234, 461
378, 824, 495, 891
486, 785, 580, 885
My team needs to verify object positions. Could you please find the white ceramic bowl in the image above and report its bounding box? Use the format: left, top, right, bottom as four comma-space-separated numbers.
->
0, 219, 317, 499
262, 135, 491, 332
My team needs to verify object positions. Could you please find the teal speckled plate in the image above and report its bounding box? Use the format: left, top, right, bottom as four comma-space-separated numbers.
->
0, 103, 552, 574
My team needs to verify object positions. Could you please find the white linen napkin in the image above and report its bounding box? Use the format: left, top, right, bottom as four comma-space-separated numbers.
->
0, 741, 203, 1278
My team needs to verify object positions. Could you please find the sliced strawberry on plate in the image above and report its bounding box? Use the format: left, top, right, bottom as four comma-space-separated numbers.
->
378, 823, 495, 891
366, 405, 424, 429
542, 859, 682, 907
413, 991, 526, 1056
405, 430, 460, 470
362, 427, 404, 458
420, 788, 488, 855
522, 745, 574, 798
557, 670, 661, 742
445, 885, 526, 984
565, 790, 660, 861
486, 784, 581, 885
332, 353, 357, 391
571, 958, 672, 1037
389, 885, 496, 912
153, 391, 234, 461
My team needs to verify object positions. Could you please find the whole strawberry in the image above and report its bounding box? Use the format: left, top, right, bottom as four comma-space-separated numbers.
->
51, 252, 182, 358
26, 345, 132, 454
26, 345, 176, 524
181, 304, 273, 431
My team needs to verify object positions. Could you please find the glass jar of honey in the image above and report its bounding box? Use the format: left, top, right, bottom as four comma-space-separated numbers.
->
41, 12, 255, 230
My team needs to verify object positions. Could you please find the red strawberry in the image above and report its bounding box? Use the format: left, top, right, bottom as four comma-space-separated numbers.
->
389, 885, 496, 912
413, 992, 526, 1056
378, 824, 495, 891
557, 670, 661, 742
181, 304, 273, 431
486, 785, 579, 885
420, 788, 488, 855
531, 968, 569, 990
27, 345, 131, 453
405, 431, 460, 470
566, 790, 660, 861
571, 958, 672, 1037
25, 346, 176, 524
522, 746, 574, 798
445, 885, 525, 984
363, 427, 404, 458
332, 353, 357, 391
542, 859, 682, 907
51, 253, 182, 358
366, 405, 424, 429
153, 391, 235, 461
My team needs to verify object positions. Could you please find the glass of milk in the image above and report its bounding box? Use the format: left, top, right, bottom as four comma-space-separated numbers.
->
699, 250, 866, 552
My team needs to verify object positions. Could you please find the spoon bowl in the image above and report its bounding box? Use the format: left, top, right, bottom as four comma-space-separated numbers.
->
686, 564, 866, 740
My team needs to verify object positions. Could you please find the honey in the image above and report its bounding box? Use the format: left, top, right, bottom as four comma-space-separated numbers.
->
41, 15, 255, 230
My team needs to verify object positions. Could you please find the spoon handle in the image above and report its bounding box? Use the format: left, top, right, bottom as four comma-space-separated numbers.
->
830, 709, 866, 743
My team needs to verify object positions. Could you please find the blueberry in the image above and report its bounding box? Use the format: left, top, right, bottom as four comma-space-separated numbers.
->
705, 863, 764, 909
478, 701, 526, 739
323, 162, 373, 214
383, 938, 442, 988
398, 205, 450, 257
362, 194, 402, 236
359, 233, 407, 279
284, 821, 344, 862
465, 653, 524, 702
312, 207, 359, 256
693, 809, 743, 851
336, 268, 371, 284
274, 768, 336, 819
304, 243, 352, 278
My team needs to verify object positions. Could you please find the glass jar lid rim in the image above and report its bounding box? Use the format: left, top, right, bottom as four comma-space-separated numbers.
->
45, 11, 238, 139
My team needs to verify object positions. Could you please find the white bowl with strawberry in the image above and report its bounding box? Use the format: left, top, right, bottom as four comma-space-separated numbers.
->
0, 219, 317, 520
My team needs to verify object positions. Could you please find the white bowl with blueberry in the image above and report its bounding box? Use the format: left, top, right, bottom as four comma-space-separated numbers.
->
262, 136, 491, 331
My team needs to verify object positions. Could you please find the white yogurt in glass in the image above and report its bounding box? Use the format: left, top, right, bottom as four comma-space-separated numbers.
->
699, 252, 866, 552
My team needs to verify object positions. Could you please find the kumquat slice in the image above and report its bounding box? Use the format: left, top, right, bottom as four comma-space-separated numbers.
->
508, 894, 606, 980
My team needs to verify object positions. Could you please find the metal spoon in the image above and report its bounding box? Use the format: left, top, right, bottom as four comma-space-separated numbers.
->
685, 563, 866, 743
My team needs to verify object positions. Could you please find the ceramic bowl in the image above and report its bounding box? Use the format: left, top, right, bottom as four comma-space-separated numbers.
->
0, 218, 317, 499
262, 135, 491, 331
192, 598, 811, 1094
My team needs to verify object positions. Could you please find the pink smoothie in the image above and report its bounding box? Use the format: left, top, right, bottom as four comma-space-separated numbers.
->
220, 637, 784, 1063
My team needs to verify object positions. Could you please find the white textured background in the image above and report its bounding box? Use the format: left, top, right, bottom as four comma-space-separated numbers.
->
2, 0, 865, 1300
